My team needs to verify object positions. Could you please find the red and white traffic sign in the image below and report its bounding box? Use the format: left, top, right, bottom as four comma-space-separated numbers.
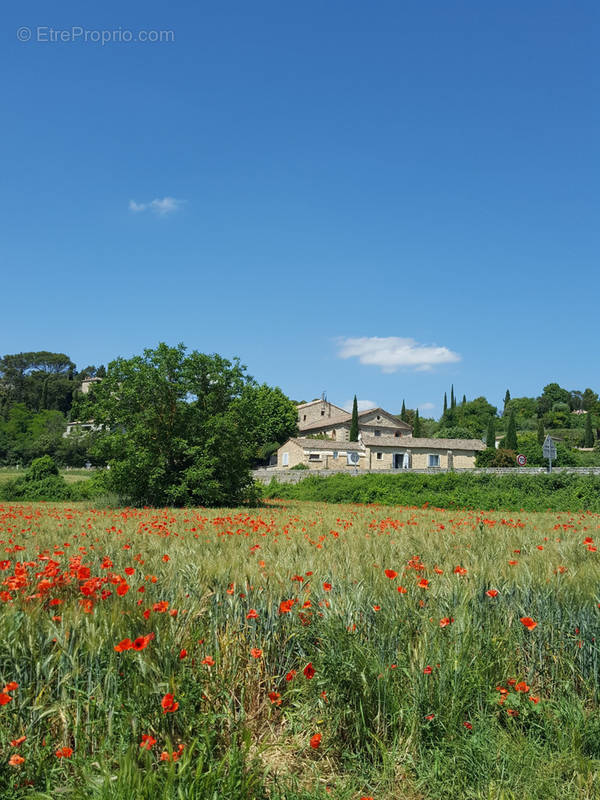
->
516, 454, 527, 466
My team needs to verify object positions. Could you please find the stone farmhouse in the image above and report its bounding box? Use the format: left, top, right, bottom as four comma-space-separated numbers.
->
276, 398, 485, 470
297, 398, 412, 441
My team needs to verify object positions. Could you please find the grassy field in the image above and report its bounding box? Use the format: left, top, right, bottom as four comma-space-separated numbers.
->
0, 500, 599, 799
0, 468, 92, 485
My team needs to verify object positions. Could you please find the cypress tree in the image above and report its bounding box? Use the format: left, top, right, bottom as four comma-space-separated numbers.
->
443, 392, 448, 415
400, 400, 407, 422
349, 395, 359, 441
486, 415, 496, 449
413, 409, 422, 437
584, 411, 595, 448
451, 384, 456, 409
505, 409, 518, 451
504, 389, 511, 412
537, 418, 545, 446
462, 394, 466, 406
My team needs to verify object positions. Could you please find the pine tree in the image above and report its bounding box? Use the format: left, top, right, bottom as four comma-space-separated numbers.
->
505, 409, 518, 451
584, 410, 595, 448
504, 389, 511, 412
537, 418, 545, 446
349, 395, 359, 441
400, 400, 407, 422
443, 392, 448, 415
486, 415, 496, 449
413, 409, 422, 437
451, 385, 456, 409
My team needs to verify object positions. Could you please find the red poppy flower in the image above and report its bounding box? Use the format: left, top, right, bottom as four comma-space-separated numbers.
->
55, 747, 73, 758
303, 662, 315, 679
384, 569, 397, 579
4, 682, 18, 692
8, 754, 25, 766
246, 609, 259, 619
10, 736, 26, 747
279, 599, 294, 614
202, 656, 215, 666
285, 670, 296, 681
515, 681, 530, 693
309, 733, 322, 749
268, 691, 282, 705
179, 649, 187, 659
520, 617, 538, 631
140, 734, 156, 750
0, 693, 12, 705
322, 582, 332, 592
250, 648, 263, 658
132, 636, 150, 651
485, 589, 499, 598
423, 665, 432, 674
417, 579, 429, 589
114, 638, 133, 652
463, 721, 473, 730
161, 693, 179, 713
397, 585, 407, 594
439, 617, 454, 628
454, 565, 467, 576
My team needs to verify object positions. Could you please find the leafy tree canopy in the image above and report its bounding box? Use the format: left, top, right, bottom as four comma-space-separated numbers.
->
88, 343, 291, 506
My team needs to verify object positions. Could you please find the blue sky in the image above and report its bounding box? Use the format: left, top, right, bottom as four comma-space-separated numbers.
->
3, 1, 599, 417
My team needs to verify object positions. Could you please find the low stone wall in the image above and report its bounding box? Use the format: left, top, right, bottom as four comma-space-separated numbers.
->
252, 466, 600, 484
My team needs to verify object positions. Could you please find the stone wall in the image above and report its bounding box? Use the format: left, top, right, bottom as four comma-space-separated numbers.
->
253, 466, 600, 484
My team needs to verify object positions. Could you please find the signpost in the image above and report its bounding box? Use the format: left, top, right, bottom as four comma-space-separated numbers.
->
542, 435, 557, 473
516, 454, 527, 467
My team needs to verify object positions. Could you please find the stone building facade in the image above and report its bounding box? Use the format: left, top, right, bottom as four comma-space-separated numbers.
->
277, 435, 485, 471
296, 399, 412, 441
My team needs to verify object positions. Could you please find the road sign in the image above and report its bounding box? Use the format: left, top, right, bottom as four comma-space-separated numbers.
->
542, 435, 557, 460
516, 454, 527, 466
543, 435, 557, 472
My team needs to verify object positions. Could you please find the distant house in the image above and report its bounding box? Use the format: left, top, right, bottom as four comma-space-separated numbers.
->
63, 420, 103, 437
64, 376, 104, 437
81, 377, 103, 395
296, 398, 412, 441
277, 432, 485, 471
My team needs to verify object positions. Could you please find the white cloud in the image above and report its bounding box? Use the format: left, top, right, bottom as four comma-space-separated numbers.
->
336, 336, 461, 373
128, 197, 183, 215
342, 399, 377, 412
418, 402, 435, 413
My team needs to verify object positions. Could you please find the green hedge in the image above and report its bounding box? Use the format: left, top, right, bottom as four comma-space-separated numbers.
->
262, 471, 600, 511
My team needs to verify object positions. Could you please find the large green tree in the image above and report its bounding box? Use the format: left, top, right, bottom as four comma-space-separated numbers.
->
89, 343, 271, 506
231, 383, 298, 463
0, 352, 76, 415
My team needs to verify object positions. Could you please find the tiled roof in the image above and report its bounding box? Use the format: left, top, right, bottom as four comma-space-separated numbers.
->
362, 435, 485, 451
285, 437, 365, 451
298, 412, 351, 431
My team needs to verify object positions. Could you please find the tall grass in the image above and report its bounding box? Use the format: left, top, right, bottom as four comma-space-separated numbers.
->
0, 501, 598, 799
